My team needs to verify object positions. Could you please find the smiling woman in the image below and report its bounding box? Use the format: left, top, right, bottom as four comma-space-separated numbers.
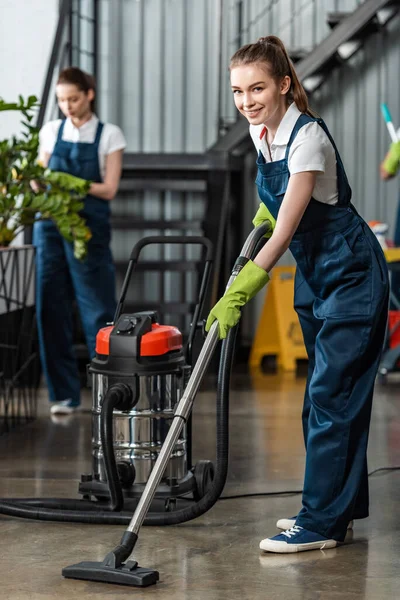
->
206, 35, 389, 555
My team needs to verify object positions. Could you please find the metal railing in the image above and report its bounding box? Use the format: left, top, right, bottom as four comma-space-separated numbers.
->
37, 0, 99, 128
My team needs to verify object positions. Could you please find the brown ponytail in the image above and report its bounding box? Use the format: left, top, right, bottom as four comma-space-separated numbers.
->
57, 67, 96, 112
230, 35, 315, 116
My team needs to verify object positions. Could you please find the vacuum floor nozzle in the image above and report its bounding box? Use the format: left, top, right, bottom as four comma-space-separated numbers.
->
62, 560, 159, 587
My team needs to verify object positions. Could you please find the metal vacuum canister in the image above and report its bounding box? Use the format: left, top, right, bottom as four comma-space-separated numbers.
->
89, 311, 189, 489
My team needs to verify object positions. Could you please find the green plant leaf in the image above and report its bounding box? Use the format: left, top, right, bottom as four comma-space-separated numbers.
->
0, 96, 90, 259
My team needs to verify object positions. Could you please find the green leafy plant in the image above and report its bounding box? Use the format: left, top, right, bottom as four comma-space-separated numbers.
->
0, 96, 92, 259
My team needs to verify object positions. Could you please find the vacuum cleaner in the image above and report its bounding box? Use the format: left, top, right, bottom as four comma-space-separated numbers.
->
0, 235, 221, 523
0, 223, 269, 586
80, 235, 216, 511
62, 222, 270, 587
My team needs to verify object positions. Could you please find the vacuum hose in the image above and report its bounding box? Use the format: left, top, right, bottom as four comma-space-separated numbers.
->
0, 327, 236, 524
100, 382, 134, 512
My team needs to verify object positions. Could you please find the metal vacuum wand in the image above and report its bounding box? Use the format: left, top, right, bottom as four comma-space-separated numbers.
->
62, 220, 271, 588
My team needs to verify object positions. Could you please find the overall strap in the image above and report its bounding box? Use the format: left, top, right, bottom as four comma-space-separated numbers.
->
315, 118, 352, 206
315, 118, 347, 177
284, 114, 315, 160
284, 113, 352, 206
93, 122, 104, 148
56, 119, 67, 143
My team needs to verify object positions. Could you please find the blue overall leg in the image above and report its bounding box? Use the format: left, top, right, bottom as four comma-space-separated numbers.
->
64, 217, 116, 358
33, 220, 81, 404
294, 266, 372, 527
294, 233, 389, 541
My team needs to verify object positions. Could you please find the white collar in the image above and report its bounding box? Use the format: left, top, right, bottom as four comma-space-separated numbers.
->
270, 103, 302, 147
65, 114, 99, 131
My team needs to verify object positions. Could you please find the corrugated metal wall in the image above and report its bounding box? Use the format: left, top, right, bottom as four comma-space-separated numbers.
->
98, 0, 221, 152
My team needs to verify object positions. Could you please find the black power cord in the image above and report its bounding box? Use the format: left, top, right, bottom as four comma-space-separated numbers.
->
179, 465, 400, 502
367, 466, 400, 476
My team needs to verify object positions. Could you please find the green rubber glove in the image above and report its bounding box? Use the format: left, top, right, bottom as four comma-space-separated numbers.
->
383, 141, 400, 176
252, 203, 276, 238
205, 260, 270, 339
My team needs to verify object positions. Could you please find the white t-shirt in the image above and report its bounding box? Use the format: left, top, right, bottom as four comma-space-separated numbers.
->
39, 115, 126, 179
250, 103, 339, 205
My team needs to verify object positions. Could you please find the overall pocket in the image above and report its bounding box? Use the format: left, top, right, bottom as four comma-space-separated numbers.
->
310, 224, 373, 318
259, 170, 289, 198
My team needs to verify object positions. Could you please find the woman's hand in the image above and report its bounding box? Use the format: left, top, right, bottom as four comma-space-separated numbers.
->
205, 260, 270, 339
30, 180, 42, 193
252, 203, 276, 238
30, 180, 48, 193
381, 141, 400, 180
30, 151, 51, 193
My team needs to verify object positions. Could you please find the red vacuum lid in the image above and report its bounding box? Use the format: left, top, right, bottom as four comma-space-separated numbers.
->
96, 323, 182, 357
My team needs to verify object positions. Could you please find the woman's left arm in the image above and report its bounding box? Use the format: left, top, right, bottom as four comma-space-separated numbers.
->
253, 171, 317, 272
89, 149, 124, 201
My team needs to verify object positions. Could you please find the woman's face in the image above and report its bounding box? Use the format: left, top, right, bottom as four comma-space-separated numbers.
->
230, 63, 290, 126
56, 83, 93, 119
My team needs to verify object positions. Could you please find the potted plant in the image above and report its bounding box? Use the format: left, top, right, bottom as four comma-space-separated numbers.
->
0, 95, 91, 259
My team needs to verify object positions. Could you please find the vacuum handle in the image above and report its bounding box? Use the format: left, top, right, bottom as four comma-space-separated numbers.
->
237, 221, 271, 261
129, 235, 213, 262
114, 236, 213, 323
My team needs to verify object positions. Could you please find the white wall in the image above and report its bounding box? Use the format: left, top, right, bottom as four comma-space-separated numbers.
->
0, 0, 58, 137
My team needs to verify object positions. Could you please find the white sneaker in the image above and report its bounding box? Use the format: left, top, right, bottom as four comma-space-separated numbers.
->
276, 516, 353, 531
260, 525, 337, 554
50, 400, 80, 415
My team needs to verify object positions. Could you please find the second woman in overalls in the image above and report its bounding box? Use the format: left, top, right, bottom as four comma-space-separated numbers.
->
206, 36, 389, 553
34, 67, 126, 416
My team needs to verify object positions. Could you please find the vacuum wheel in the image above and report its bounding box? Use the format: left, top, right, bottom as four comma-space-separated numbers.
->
193, 460, 215, 501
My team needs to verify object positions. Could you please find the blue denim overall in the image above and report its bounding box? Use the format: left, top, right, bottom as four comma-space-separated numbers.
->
33, 120, 116, 406
256, 114, 389, 541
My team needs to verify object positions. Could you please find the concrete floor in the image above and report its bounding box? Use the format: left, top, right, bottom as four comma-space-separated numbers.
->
0, 370, 399, 599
